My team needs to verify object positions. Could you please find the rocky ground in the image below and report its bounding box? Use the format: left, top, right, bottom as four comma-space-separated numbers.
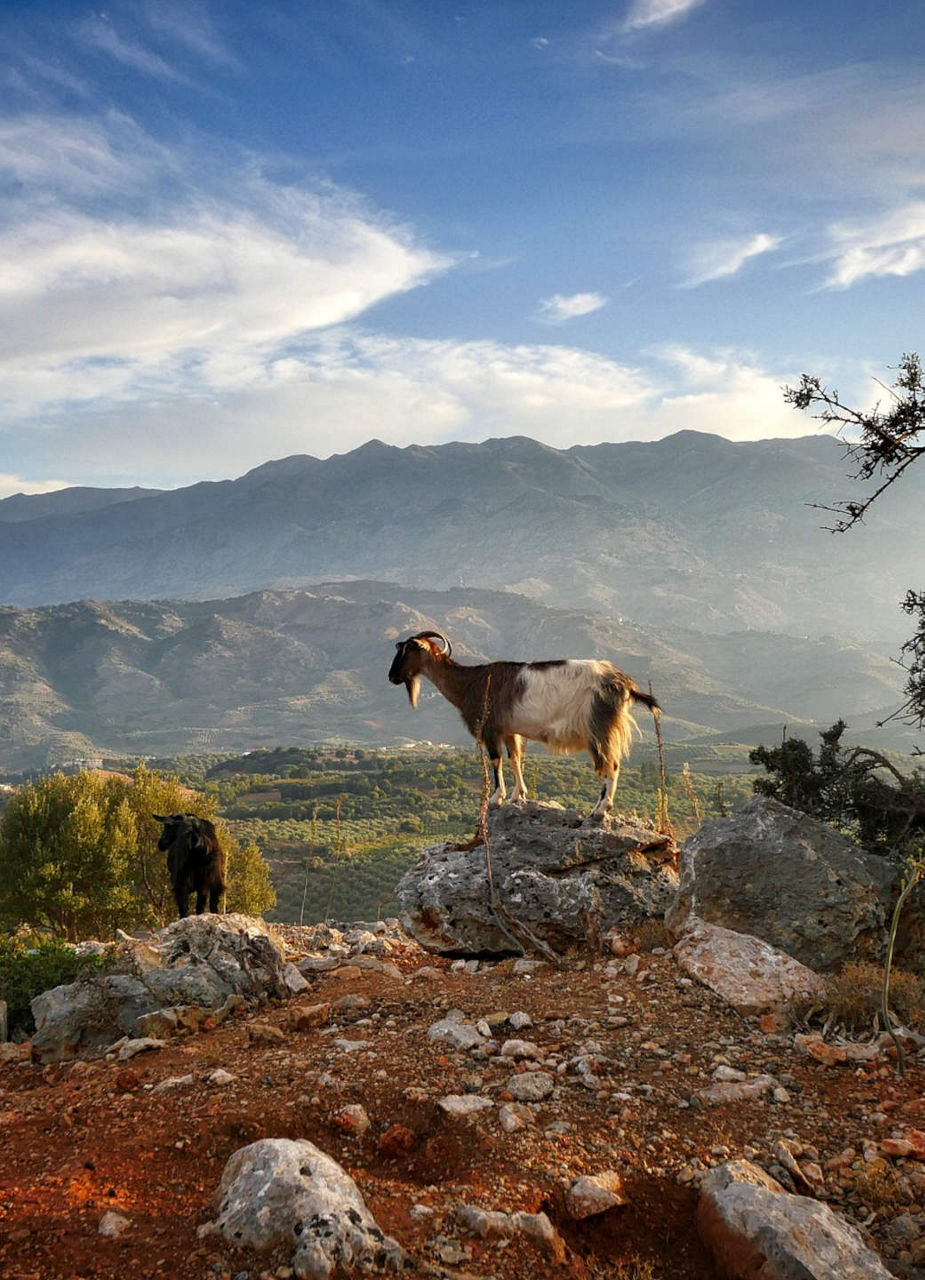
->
2, 921, 925, 1280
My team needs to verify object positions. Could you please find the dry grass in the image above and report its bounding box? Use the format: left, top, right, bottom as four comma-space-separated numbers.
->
790, 961, 925, 1034
635, 918, 672, 952
846, 1158, 913, 1212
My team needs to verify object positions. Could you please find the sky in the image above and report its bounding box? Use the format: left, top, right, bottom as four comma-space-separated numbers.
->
0, 0, 923, 494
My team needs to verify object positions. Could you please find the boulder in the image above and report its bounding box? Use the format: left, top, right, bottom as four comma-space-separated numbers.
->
667, 797, 895, 971
697, 1158, 893, 1279
207, 1138, 406, 1279
31, 914, 289, 1064
674, 920, 827, 1016
396, 801, 677, 955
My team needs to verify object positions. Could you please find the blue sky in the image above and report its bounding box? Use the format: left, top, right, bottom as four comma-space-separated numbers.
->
1, 0, 923, 493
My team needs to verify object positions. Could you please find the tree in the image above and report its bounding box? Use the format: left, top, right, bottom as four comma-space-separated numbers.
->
0, 766, 275, 939
785, 353, 925, 728
751, 721, 925, 859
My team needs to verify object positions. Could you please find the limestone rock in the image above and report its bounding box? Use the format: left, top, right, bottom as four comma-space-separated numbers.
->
506, 1071, 554, 1103
209, 1138, 406, 1279
697, 1158, 893, 1279
667, 797, 895, 971
566, 1172, 627, 1219
397, 801, 678, 956
673, 919, 826, 1016
30, 915, 290, 1064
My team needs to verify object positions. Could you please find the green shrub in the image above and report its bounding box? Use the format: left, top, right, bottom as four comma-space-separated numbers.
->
0, 935, 112, 1038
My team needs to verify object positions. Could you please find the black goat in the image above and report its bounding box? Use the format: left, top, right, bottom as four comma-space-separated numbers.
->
153, 813, 226, 918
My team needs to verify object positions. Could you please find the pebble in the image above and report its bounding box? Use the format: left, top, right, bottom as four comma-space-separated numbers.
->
566, 1172, 628, 1219
507, 1072, 554, 1103
98, 1211, 132, 1238
437, 1094, 494, 1117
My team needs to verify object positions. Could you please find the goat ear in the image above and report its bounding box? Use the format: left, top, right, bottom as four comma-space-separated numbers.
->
151, 814, 167, 823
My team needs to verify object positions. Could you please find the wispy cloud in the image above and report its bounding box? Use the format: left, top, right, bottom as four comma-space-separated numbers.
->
0, 114, 456, 424
76, 13, 189, 83
823, 202, 925, 288
143, 1, 239, 67
537, 291, 608, 323
682, 232, 781, 287
622, 0, 706, 33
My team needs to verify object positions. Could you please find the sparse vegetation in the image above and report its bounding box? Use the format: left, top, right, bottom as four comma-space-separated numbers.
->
789, 961, 925, 1036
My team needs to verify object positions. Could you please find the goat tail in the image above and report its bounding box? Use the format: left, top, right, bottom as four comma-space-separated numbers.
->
631, 687, 660, 719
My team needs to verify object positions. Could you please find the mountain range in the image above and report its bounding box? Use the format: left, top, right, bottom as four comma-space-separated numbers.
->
0, 580, 912, 773
2, 431, 922, 644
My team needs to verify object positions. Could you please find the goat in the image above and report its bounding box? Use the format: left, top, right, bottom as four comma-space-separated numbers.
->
388, 630, 660, 817
152, 813, 226, 919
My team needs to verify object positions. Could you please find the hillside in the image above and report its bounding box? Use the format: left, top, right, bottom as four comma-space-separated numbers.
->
0, 580, 911, 772
2, 432, 923, 643
2, 922, 922, 1280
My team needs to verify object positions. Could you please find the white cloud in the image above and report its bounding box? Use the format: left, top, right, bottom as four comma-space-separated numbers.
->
623, 0, 706, 33
0, 113, 163, 197
2, 329, 814, 487
823, 202, 925, 288
649, 346, 807, 440
0, 116, 455, 415
682, 232, 782, 287
0, 474, 70, 500
537, 291, 608, 323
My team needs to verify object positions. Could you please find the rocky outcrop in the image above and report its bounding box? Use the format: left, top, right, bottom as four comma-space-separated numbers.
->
206, 1138, 407, 1279
697, 1159, 893, 1279
31, 914, 289, 1063
396, 801, 677, 955
666, 796, 896, 971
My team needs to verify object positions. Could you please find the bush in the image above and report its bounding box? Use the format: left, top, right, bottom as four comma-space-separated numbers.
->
0, 935, 112, 1038
0, 765, 275, 939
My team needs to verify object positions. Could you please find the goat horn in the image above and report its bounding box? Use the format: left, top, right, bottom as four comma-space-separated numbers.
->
414, 630, 452, 657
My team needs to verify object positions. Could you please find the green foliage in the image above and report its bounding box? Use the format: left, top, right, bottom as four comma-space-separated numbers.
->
0, 935, 111, 1038
750, 721, 925, 858
0, 765, 274, 939
750, 721, 852, 823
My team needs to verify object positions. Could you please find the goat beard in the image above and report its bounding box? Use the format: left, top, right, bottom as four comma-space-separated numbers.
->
405, 676, 420, 708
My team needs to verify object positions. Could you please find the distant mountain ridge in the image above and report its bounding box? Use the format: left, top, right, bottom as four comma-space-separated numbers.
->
2, 431, 922, 643
0, 580, 909, 772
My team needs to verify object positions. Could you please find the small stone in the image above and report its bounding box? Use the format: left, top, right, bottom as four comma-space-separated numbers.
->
378, 1124, 416, 1157
500, 1039, 541, 1059
332, 1104, 370, 1137
427, 1018, 485, 1052
507, 1072, 554, 1103
151, 1073, 194, 1094
248, 1022, 286, 1046
115, 1037, 165, 1061
499, 1103, 534, 1133
509, 1011, 533, 1031
437, 1094, 494, 1117
287, 1003, 331, 1031
566, 1172, 628, 1219
208, 1068, 236, 1087
98, 1211, 131, 1238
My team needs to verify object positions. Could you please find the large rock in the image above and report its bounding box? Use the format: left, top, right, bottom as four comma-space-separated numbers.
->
31, 914, 289, 1063
697, 1159, 893, 1278
207, 1138, 407, 1279
396, 801, 677, 955
666, 797, 896, 972
674, 920, 827, 1016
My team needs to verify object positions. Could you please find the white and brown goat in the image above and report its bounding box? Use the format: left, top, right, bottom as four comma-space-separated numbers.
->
388, 630, 659, 817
